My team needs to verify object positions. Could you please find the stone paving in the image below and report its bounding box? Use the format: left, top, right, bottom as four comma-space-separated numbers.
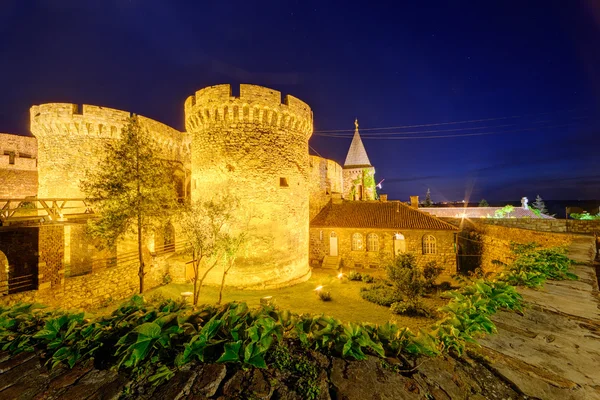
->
480, 235, 600, 400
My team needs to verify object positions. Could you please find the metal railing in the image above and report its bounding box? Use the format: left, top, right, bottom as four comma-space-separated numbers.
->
64, 239, 190, 278
0, 274, 36, 295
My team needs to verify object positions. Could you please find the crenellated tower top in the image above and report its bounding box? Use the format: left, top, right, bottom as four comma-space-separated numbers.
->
30, 103, 190, 163
184, 84, 313, 138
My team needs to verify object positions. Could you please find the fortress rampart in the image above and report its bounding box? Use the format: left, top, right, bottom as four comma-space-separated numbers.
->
30, 103, 188, 198
184, 84, 312, 137
308, 155, 344, 220
0, 133, 38, 197
185, 84, 313, 288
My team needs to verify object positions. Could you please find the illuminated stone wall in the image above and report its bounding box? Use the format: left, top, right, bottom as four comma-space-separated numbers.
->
185, 84, 313, 288
456, 221, 575, 274
0, 133, 38, 198
30, 103, 189, 199
308, 155, 343, 220
475, 218, 600, 235
310, 227, 457, 274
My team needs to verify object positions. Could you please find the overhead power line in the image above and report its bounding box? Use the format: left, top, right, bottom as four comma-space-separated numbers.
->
313, 119, 595, 140
313, 106, 589, 134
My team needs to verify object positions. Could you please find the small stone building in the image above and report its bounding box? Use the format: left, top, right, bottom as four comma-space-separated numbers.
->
310, 200, 459, 273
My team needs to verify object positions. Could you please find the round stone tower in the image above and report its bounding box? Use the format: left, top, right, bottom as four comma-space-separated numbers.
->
30, 103, 188, 199
185, 84, 313, 288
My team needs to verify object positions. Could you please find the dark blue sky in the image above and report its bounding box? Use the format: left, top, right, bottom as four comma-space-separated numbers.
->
1, 0, 599, 201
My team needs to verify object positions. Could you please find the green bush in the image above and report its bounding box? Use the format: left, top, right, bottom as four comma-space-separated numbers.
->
360, 286, 403, 307
423, 261, 443, 290
386, 254, 424, 303
317, 291, 332, 302
570, 212, 600, 220
363, 274, 375, 283
348, 271, 362, 281
390, 300, 433, 318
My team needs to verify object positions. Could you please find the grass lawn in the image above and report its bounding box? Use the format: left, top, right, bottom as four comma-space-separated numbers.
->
140, 268, 449, 330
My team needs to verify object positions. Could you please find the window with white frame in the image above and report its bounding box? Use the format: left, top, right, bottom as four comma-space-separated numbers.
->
367, 233, 379, 252
352, 233, 363, 251
422, 235, 436, 254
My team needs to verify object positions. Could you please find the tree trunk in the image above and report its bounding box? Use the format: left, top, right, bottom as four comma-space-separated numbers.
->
137, 210, 144, 293
217, 262, 228, 305
195, 259, 219, 306
192, 250, 199, 306
136, 128, 144, 294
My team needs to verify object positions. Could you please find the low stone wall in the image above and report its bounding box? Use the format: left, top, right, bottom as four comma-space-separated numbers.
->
444, 217, 600, 235
458, 222, 575, 274
0, 253, 173, 309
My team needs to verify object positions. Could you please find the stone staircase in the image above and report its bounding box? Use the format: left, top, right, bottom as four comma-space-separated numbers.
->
321, 256, 341, 270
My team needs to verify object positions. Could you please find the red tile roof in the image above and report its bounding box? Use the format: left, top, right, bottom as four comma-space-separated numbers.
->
310, 201, 458, 230
419, 207, 554, 219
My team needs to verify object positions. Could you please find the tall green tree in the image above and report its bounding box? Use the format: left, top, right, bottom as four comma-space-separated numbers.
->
532, 195, 548, 215
80, 116, 176, 293
424, 188, 433, 207
478, 199, 489, 207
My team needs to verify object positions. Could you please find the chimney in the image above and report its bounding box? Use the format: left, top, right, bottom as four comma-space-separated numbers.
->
379, 194, 388, 202
410, 196, 419, 208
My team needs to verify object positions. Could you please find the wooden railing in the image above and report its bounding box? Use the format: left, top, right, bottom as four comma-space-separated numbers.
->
0, 198, 95, 225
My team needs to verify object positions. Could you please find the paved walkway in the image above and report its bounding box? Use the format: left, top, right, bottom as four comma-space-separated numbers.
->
480, 235, 600, 400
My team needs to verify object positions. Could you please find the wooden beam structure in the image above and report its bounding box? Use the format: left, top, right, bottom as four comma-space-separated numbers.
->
0, 198, 96, 226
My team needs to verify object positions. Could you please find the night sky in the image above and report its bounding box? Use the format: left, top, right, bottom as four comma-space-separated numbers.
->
1, 1, 599, 202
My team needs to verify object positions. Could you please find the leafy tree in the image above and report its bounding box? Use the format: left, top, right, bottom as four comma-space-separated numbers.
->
386, 254, 424, 303
532, 195, 548, 215
424, 188, 433, 207
80, 116, 176, 293
493, 205, 514, 218
179, 193, 238, 306
478, 199, 489, 207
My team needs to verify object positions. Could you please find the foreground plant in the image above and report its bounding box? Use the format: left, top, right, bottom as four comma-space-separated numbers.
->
502, 243, 577, 288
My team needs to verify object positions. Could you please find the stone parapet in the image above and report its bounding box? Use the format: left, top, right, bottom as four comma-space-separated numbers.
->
185, 84, 312, 138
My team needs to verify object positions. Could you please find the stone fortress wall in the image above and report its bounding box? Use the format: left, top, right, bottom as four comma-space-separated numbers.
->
29, 103, 189, 199
308, 155, 343, 220
185, 84, 314, 288
0, 133, 38, 197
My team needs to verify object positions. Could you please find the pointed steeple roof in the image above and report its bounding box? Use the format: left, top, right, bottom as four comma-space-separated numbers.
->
343, 119, 372, 168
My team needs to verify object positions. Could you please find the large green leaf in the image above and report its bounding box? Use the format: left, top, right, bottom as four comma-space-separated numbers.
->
134, 322, 161, 339
216, 340, 242, 363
